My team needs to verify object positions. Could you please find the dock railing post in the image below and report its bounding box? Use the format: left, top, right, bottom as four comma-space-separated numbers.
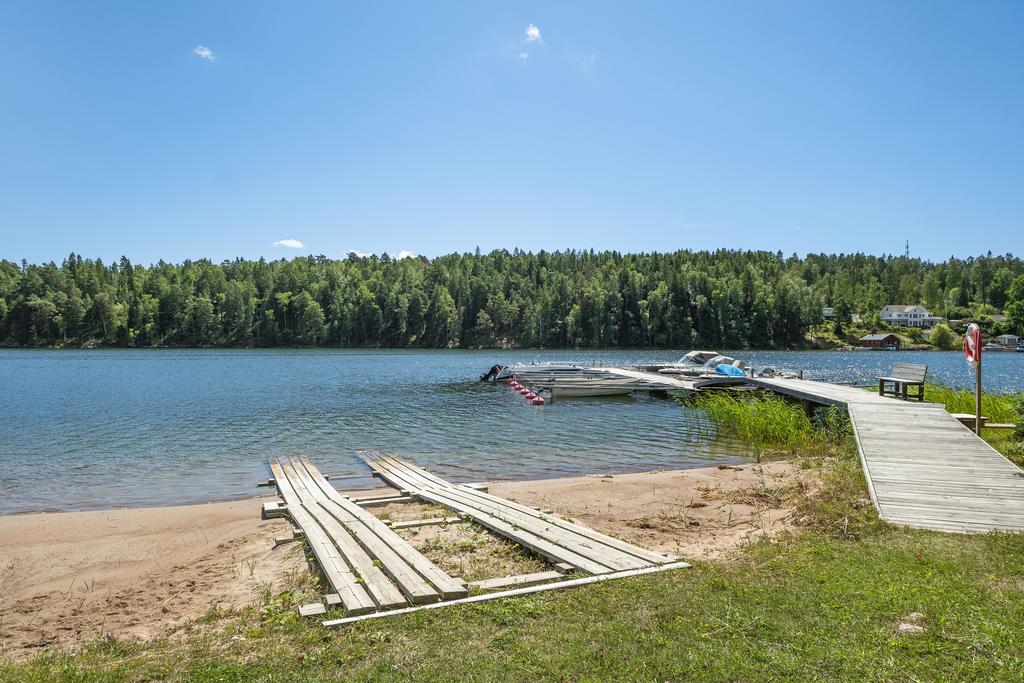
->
965, 323, 982, 436
975, 356, 982, 436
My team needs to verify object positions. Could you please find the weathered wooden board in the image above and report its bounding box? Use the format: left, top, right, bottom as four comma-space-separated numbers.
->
366, 454, 650, 570
370, 451, 678, 565
268, 461, 376, 615
359, 450, 677, 573
469, 570, 565, 591
296, 458, 467, 600
281, 460, 434, 607
365, 458, 615, 574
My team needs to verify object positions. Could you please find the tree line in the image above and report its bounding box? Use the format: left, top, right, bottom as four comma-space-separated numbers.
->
1, 250, 1022, 349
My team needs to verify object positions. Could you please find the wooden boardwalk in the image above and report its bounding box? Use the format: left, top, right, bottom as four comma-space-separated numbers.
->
358, 450, 681, 573
590, 367, 697, 390
748, 377, 1024, 533
268, 456, 467, 615
267, 454, 688, 624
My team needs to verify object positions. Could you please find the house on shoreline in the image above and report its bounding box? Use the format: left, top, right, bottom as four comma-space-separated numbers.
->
880, 304, 941, 328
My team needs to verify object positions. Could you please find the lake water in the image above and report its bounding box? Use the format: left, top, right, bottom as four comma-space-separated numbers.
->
2, 349, 1021, 515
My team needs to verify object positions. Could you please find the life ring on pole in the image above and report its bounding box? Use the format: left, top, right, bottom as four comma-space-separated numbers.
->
964, 323, 981, 369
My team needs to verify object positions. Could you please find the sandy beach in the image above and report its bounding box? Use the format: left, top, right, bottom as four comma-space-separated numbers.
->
0, 461, 799, 660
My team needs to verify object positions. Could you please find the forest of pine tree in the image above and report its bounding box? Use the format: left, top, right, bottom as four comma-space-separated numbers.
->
2, 250, 1023, 349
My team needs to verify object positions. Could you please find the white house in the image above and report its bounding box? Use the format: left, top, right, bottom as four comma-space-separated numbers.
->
996, 334, 1019, 348
880, 304, 942, 328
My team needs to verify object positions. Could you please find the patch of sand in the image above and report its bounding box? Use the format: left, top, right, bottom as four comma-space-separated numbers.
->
0, 498, 299, 660
492, 461, 801, 561
0, 462, 804, 660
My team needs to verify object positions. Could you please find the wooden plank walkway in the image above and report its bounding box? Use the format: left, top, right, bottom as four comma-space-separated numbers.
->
270, 455, 689, 623
747, 377, 1024, 533
269, 457, 468, 615
358, 450, 680, 573
591, 367, 697, 390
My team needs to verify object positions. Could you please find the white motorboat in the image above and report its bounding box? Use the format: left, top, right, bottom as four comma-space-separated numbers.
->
641, 350, 747, 377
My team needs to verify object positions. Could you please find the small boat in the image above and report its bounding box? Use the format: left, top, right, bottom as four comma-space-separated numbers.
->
641, 350, 748, 377
982, 343, 1005, 352
693, 376, 753, 390
1018, 343, 1024, 353
640, 350, 719, 373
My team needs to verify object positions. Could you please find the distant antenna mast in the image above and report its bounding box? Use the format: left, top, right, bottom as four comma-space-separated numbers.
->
905, 240, 910, 259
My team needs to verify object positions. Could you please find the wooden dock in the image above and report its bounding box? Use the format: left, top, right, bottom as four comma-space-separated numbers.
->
268, 457, 468, 615
747, 377, 1024, 533
589, 367, 698, 390
359, 450, 680, 574
266, 454, 689, 624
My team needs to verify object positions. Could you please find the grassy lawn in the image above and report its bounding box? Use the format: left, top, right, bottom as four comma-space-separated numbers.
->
5, 529, 1023, 682
4, 394, 1024, 682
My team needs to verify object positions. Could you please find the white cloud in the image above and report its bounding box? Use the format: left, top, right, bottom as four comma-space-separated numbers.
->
525, 24, 542, 43
272, 239, 305, 249
193, 45, 215, 61
396, 250, 415, 260
516, 52, 529, 62
346, 249, 374, 258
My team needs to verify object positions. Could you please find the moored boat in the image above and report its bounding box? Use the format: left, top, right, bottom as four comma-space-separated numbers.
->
640, 350, 748, 377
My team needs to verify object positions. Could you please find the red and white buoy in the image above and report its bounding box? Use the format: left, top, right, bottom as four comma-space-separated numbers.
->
532, 396, 545, 405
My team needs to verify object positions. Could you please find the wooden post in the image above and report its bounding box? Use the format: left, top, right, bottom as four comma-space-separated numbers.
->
801, 399, 815, 420
975, 356, 982, 436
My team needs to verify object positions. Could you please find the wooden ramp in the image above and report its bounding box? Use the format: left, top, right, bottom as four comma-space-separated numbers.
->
266, 455, 689, 625
359, 450, 681, 574
268, 456, 467, 616
748, 377, 1024, 533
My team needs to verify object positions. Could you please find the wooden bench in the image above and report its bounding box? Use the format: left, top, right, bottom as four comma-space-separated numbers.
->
877, 362, 927, 401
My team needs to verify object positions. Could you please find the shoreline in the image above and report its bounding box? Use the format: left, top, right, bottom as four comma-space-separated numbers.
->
2, 492, 280, 518
0, 460, 801, 660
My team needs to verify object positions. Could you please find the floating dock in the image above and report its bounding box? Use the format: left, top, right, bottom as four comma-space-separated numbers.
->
748, 377, 1024, 533
265, 455, 689, 624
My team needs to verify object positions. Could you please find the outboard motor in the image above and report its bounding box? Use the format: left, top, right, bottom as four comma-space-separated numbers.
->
480, 364, 503, 381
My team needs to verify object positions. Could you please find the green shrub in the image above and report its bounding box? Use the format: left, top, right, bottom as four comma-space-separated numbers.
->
929, 323, 957, 350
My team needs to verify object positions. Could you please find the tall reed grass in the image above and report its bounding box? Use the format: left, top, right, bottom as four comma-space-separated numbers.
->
688, 392, 853, 458
922, 380, 1021, 424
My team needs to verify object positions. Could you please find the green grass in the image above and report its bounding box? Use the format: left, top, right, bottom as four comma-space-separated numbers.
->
4, 394, 1024, 681
922, 381, 1021, 424
5, 530, 1023, 682
689, 391, 853, 460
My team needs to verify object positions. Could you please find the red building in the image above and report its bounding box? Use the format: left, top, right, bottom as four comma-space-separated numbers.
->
859, 333, 901, 350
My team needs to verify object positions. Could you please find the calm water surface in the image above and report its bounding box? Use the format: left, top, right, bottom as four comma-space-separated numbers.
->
2, 348, 1021, 514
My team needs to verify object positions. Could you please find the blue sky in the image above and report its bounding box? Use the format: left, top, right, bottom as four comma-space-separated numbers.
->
2, 1, 1021, 264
